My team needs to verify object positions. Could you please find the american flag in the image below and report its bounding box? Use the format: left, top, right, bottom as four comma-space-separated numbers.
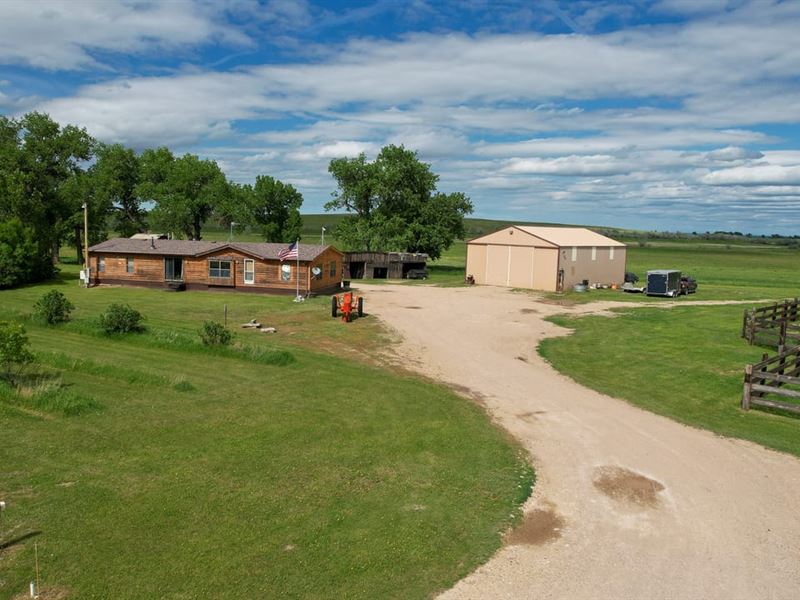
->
278, 240, 299, 261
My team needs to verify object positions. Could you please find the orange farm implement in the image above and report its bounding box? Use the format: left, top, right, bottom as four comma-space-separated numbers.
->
331, 292, 364, 322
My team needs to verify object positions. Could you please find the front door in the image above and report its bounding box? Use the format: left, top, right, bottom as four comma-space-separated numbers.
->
165, 257, 183, 281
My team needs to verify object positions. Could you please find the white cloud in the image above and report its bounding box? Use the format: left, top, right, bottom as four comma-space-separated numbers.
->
314, 140, 378, 158
503, 155, 634, 176
702, 164, 800, 186
0, 1, 251, 70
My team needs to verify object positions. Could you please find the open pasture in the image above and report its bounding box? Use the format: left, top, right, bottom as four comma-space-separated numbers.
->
0, 265, 532, 599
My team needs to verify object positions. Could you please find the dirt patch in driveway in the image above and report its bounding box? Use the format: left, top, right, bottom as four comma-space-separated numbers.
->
593, 466, 665, 507
506, 508, 564, 546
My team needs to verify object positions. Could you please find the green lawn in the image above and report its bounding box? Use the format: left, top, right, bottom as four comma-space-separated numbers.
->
0, 266, 532, 599
539, 304, 800, 457
548, 242, 800, 303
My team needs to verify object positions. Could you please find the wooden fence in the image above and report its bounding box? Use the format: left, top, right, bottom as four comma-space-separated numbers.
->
741, 298, 800, 347
742, 344, 800, 414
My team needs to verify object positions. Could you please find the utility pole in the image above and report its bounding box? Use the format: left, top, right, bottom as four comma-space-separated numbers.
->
229, 222, 237, 242
321, 226, 326, 245
82, 203, 90, 288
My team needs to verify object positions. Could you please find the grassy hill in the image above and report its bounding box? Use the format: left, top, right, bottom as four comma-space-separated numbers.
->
0, 265, 532, 599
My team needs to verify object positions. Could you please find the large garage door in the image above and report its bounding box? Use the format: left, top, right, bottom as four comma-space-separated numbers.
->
485, 245, 509, 286
508, 246, 535, 288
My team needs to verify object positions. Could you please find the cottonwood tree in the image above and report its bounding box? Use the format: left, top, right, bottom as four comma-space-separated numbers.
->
0, 112, 94, 267
138, 148, 229, 240
92, 143, 145, 237
243, 175, 303, 243
326, 145, 472, 258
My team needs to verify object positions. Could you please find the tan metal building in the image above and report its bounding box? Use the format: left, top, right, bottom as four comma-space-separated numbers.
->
466, 226, 626, 292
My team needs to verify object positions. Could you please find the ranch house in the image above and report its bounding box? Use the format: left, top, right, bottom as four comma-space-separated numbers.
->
466, 226, 626, 292
87, 238, 344, 295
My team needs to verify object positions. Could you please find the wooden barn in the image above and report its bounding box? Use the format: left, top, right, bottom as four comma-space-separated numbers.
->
88, 238, 343, 295
343, 251, 428, 279
466, 226, 626, 292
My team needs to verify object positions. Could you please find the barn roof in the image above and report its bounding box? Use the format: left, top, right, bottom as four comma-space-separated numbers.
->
88, 238, 340, 261
469, 226, 625, 248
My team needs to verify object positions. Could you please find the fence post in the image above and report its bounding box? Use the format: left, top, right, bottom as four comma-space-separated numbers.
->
742, 309, 748, 339
743, 364, 752, 410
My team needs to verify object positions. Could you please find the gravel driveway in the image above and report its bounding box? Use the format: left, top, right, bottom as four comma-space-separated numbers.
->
361, 283, 800, 600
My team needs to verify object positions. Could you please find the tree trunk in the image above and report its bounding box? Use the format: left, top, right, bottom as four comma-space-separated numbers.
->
52, 238, 61, 264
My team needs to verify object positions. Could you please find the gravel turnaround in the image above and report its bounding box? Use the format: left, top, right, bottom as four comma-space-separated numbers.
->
361, 283, 800, 600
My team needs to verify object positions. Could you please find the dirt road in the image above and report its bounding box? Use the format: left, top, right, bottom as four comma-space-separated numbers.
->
361, 283, 800, 600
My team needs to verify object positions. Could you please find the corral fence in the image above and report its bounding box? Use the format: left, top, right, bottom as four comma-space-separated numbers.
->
741, 298, 800, 348
742, 344, 800, 414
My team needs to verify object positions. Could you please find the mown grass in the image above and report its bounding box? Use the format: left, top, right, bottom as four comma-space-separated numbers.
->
548, 242, 800, 303
0, 265, 533, 599
539, 304, 800, 457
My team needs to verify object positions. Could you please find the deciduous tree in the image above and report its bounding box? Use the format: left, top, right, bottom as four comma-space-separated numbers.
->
326, 145, 472, 258
138, 149, 229, 240
92, 143, 144, 237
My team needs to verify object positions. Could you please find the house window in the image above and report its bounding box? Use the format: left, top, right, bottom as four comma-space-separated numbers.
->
571, 247, 577, 262
98, 256, 105, 272
126, 257, 134, 273
209, 260, 232, 278
329, 261, 336, 277
591, 247, 596, 261
244, 259, 255, 284
609, 247, 615, 260
281, 264, 291, 281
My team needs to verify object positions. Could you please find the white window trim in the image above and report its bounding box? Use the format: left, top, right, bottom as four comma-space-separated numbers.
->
244, 259, 255, 284
609, 247, 615, 260
591, 247, 597, 261
571, 246, 577, 262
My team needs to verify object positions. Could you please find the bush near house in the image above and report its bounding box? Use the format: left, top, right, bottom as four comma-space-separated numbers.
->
99, 303, 144, 334
33, 289, 75, 324
199, 320, 232, 346
0, 320, 34, 381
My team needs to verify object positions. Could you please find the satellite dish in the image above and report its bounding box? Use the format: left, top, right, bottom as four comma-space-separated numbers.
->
281, 264, 291, 273
311, 266, 322, 276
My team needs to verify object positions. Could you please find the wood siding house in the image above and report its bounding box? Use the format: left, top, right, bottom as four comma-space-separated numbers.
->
466, 226, 626, 292
88, 239, 343, 295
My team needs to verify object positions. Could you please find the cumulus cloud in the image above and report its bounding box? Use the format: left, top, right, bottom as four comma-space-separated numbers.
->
702, 164, 800, 186
503, 155, 634, 176
0, 1, 251, 70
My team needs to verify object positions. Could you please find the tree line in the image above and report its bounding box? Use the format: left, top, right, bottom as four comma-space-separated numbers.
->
0, 112, 305, 287
1, 112, 471, 288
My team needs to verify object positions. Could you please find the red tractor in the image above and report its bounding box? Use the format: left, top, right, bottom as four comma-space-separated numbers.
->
331, 292, 364, 322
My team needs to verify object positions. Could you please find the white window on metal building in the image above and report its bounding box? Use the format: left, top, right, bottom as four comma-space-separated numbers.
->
609, 247, 615, 260
571, 247, 577, 262
591, 247, 596, 261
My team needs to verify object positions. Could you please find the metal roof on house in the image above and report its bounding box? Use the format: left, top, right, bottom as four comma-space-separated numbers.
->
469, 226, 626, 248
88, 238, 339, 262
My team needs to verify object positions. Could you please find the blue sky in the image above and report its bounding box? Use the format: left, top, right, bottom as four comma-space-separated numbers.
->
2, 0, 800, 234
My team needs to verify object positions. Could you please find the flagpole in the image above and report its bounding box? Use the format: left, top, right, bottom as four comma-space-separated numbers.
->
294, 238, 302, 302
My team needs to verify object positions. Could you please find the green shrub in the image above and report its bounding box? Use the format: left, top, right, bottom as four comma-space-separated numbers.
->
33, 290, 75, 324
0, 320, 34, 381
199, 321, 232, 346
99, 303, 144, 334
